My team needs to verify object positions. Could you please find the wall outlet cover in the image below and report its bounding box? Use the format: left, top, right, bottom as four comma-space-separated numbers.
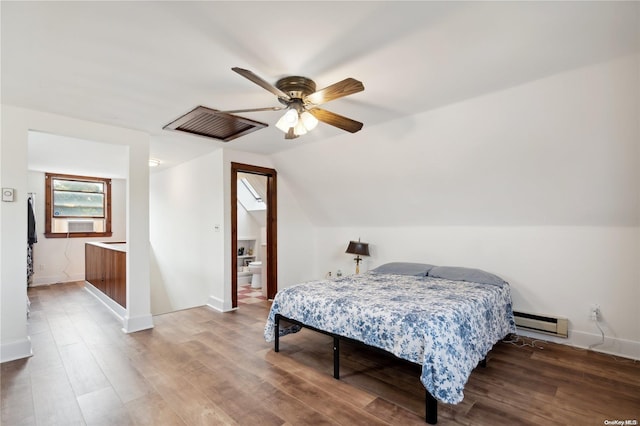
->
2, 188, 15, 202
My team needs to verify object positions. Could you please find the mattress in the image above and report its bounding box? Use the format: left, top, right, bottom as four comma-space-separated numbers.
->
264, 271, 516, 404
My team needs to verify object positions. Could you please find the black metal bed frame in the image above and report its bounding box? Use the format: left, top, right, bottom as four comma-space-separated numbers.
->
274, 313, 489, 424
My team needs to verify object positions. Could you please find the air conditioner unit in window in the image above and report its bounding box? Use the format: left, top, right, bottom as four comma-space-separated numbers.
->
67, 220, 94, 233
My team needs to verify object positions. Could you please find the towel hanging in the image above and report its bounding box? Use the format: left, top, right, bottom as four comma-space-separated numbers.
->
28, 196, 37, 245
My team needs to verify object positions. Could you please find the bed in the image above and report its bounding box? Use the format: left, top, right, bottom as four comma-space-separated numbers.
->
264, 262, 516, 424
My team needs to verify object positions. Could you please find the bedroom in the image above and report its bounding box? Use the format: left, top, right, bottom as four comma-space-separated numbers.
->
1, 1, 638, 424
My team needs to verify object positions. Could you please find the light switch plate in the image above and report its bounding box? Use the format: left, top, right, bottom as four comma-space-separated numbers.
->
2, 188, 15, 202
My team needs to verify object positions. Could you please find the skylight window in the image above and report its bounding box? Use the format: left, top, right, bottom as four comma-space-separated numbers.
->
241, 178, 262, 202
237, 177, 266, 212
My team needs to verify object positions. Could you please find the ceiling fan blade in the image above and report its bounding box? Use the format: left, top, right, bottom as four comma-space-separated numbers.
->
217, 106, 284, 114
304, 78, 364, 106
308, 108, 363, 133
232, 67, 291, 100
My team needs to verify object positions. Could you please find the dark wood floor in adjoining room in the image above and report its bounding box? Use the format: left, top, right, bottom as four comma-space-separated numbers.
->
1, 282, 638, 425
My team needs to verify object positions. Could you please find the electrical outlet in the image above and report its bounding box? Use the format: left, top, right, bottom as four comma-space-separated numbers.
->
590, 304, 600, 321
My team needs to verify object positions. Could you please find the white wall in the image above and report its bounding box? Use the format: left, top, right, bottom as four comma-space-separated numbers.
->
149, 148, 317, 314
27, 171, 127, 285
274, 55, 639, 228
315, 226, 639, 359
149, 149, 225, 315
1, 106, 152, 362
272, 55, 640, 359
222, 149, 318, 295
237, 203, 260, 240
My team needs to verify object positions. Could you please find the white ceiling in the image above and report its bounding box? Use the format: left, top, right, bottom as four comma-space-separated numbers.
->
3, 1, 638, 172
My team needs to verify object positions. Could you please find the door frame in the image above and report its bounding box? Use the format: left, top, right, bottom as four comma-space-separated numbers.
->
231, 162, 277, 308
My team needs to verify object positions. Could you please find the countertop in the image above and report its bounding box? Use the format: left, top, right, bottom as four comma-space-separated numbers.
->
86, 241, 127, 253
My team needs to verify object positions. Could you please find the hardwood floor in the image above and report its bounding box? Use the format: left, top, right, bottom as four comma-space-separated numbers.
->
2, 281, 638, 425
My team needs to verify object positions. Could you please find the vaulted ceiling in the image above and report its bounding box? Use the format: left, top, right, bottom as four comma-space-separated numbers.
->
3, 2, 638, 171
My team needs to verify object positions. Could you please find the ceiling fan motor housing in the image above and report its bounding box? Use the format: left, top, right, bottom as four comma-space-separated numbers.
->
275, 76, 316, 100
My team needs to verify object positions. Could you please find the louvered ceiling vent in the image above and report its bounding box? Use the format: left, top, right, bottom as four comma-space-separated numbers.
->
163, 106, 267, 142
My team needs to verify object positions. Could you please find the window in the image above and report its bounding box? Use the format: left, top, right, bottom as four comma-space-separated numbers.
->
237, 177, 266, 211
241, 178, 263, 202
44, 173, 112, 238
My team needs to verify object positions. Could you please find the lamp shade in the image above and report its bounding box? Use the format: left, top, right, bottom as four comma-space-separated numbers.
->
300, 111, 318, 131
275, 109, 299, 132
345, 240, 370, 256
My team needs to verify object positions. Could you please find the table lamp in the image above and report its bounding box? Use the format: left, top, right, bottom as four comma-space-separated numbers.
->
345, 238, 370, 274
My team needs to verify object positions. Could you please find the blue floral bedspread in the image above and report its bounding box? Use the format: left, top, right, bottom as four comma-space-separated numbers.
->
264, 272, 516, 404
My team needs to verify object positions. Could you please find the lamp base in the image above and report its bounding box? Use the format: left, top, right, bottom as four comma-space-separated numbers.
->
354, 256, 362, 274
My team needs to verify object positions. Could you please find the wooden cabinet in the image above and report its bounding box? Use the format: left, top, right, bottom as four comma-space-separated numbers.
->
85, 242, 126, 308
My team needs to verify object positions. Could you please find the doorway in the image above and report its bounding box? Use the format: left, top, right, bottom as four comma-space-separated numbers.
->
231, 162, 277, 308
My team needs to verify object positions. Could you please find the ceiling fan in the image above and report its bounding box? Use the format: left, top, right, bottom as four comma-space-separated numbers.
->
225, 67, 365, 139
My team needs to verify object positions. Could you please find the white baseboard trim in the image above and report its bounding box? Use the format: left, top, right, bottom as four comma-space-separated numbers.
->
84, 282, 153, 333
31, 273, 84, 286
84, 282, 126, 326
516, 328, 640, 361
122, 314, 154, 334
1, 336, 33, 363
206, 295, 235, 312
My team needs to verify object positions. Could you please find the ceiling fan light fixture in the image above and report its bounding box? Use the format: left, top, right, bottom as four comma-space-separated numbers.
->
275, 119, 289, 133
275, 108, 299, 133
293, 120, 308, 136
300, 111, 319, 131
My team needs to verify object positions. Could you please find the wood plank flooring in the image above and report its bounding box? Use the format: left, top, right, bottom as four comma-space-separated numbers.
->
1, 281, 638, 425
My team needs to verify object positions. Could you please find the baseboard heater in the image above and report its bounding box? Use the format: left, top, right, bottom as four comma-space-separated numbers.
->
513, 311, 568, 338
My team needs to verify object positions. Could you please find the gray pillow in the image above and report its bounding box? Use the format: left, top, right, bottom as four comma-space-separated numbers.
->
428, 266, 507, 287
371, 262, 435, 276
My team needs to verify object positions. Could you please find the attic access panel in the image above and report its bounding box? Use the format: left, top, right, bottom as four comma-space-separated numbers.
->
163, 106, 268, 142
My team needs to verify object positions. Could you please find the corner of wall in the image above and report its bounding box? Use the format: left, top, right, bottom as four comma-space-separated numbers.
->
0, 336, 33, 363
122, 314, 154, 334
